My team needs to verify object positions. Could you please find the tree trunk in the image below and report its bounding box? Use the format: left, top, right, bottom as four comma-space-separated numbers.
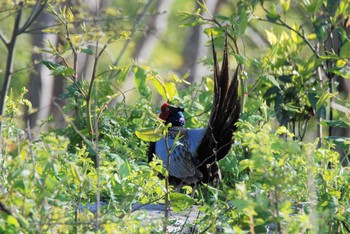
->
26, 9, 59, 131
178, 0, 222, 84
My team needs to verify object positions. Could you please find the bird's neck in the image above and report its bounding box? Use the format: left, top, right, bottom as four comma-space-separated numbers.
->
168, 125, 185, 131
167, 126, 186, 138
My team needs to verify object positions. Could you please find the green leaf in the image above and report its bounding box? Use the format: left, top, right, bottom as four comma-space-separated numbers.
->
41, 60, 75, 77
264, 86, 280, 99
237, 9, 248, 35
169, 192, 194, 212
316, 92, 337, 110
325, 136, 350, 151
321, 119, 350, 128
281, 102, 300, 113
262, 75, 280, 88
111, 65, 131, 83
134, 66, 151, 97
340, 41, 350, 58
81, 48, 93, 55
135, 129, 162, 142
239, 159, 253, 170
308, 92, 326, 117
266, 4, 280, 22
215, 14, 230, 21
120, 161, 131, 178
234, 54, 248, 64
179, 10, 203, 28
315, 22, 326, 42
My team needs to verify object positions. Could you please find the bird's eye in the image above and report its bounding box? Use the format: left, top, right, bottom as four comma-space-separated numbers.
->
166, 108, 169, 111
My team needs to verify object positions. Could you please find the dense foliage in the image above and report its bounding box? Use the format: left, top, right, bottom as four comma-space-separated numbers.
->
1, 0, 349, 233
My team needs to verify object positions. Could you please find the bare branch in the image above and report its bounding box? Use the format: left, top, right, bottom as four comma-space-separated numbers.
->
18, 0, 48, 34
0, 32, 8, 46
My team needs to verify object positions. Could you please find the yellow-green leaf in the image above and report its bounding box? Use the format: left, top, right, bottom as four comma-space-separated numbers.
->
336, 59, 347, 68
135, 129, 162, 142
7, 216, 19, 228
265, 30, 277, 45
164, 82, 178, 101
307, 33, 317, 40
206, 77, 214, 91
280, 0, 290, 12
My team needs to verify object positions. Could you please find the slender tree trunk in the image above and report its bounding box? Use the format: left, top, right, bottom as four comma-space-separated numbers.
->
27, 9, 59, 129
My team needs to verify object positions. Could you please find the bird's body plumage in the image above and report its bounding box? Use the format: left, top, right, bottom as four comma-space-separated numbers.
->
148, 35, 240, 186
155, 127, 206, 185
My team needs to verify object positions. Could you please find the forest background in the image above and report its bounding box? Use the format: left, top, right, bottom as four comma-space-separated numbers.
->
0, 0, 349, 233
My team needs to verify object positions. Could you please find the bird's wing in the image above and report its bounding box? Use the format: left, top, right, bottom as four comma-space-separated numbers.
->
154, 129, 206, 184
195, 34, 241, 183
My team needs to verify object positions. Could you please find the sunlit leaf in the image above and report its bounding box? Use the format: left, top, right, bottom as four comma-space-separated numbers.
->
120, 30, 131, 39
205, 77, 214, 91
307, 33, 317, 40
203, 27, 222, 37
164, 82, 178, 101
316, 92, 338, 110
66, 8, 74, 22
276, 126, 294, 137
70, 164, 82, 184
265, 30, 277, 45
7, 216, 19, 228
135, 129, 162, 142
280, 0, 291, 12
325, 136, 350, 151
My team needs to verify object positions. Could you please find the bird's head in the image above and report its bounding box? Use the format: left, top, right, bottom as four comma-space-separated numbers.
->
159, 102, 185, 127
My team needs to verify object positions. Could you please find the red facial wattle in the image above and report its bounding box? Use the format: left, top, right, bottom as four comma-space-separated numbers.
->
159, 102, 171, 121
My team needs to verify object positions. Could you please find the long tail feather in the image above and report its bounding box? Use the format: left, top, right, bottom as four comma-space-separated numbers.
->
196, 34, 240, 183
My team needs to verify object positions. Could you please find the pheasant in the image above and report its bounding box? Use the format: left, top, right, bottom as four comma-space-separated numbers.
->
148, 35, 240, 187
